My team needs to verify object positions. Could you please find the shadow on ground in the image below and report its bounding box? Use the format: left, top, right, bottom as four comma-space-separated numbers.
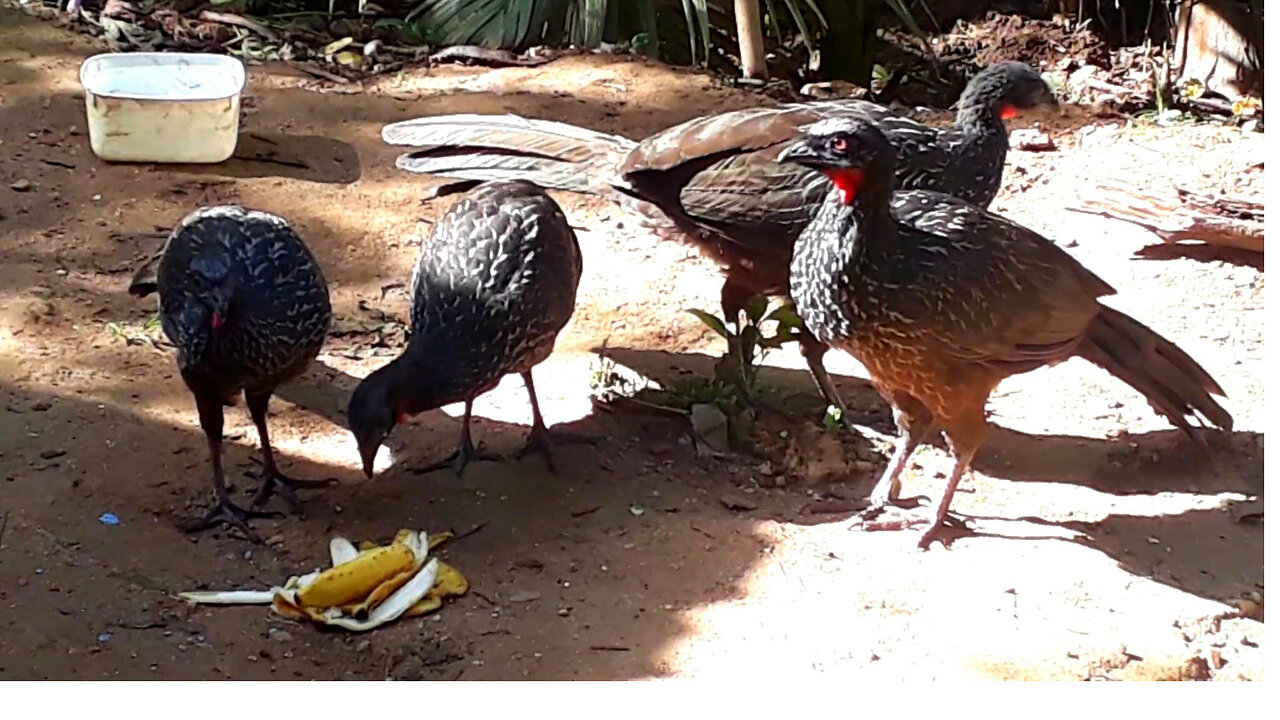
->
0, 375, 775, 680
598, 345, 1264, 608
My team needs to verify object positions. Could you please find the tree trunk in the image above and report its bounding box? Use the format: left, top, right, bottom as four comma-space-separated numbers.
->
1173, 0, 1264, 100
734, 0, 767, 80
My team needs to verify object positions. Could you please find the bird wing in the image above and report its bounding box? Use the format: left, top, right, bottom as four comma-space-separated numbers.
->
889, 191, 1116, 368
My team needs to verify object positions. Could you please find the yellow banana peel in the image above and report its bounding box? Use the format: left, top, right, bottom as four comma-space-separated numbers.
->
178, 528, 467, 633
296, 543, 415, 608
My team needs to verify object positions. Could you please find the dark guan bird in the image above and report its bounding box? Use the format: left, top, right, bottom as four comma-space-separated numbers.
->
773, 117, 1232, 548
381, 61, 1056, 421
128, 206, 334, 540
347, 180, 588, 478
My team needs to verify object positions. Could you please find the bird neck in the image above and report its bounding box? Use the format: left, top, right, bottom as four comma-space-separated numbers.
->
373, 353, 457, 420
813, 165, 897, 263
954, 80, 1013, 140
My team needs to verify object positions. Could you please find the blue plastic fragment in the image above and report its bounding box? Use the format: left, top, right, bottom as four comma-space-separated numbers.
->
98, 632, 112, 643
98, 512, 120, 526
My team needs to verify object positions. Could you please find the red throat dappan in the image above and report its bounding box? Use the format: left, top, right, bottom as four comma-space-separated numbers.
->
211, 313, 223, 329
1000, 105, 1018, 120
823, 168, 866, 205
396, 411, 409, 425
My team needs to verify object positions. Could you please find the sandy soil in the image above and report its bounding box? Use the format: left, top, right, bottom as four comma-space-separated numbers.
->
0, 7, 1264, 680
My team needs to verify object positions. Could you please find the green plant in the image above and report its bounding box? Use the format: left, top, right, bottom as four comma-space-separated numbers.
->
686, 294, 803, 399
404, 0, 611, 48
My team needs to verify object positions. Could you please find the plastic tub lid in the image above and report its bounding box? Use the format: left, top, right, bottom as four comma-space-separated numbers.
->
79, 52, 246, 102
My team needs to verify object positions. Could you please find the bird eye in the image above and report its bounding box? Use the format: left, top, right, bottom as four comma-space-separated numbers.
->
831, 136, 848, 152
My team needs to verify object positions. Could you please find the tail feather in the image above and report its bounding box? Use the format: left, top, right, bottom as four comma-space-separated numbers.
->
127, 253, 162, 298
382, 114, 637, 194
1079, 306, 1233, 436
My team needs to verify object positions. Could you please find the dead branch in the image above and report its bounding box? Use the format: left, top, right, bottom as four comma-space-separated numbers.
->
197, 11, 279, 43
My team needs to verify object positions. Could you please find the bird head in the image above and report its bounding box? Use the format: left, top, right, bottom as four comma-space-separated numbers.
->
202, 281, 235, 330
347, 365, 401, 478
187, 253, 236, 329
964, 60, 1059, 120
777, 118, 895, 205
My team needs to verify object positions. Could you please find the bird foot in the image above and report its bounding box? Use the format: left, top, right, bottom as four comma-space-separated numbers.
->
249, 469, 338, 515
514, 427, 600, 473
838, 412, 897, 441
852, 497, 973, 549
916, 514, 976, 550
413, 440, 503, 478
852, 499, 931, 533
182, 496, 282, 543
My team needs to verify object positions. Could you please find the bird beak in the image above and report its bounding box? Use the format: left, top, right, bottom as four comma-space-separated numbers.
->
360, 445, 376, 479
777, 139, 819, 165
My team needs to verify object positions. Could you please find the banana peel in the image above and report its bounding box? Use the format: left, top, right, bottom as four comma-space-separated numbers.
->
178, 529, 468, 633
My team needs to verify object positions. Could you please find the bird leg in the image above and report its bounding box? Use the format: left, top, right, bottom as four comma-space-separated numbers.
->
513, 370, 599, 473
798, 328, 894, 434
911, 443, 977, 548
183, 393, 280, 542
855, 399, 938, 531
244, 392, 337, 514
414, 400, 503, 477
916, 419, 985, 550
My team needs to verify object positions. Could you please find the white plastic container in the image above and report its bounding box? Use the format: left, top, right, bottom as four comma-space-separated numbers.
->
78, 52, 247, 164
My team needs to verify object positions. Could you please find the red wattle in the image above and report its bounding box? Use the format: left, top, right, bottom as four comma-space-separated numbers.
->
823, 168, 866, 206
396, 412, 409, 425
1000, 105, 1018, 120
211, 313, 223, 329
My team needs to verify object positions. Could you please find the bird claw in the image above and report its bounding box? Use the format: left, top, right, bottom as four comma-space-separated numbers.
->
182, 497, 282, 543
851, 496, 933, 532
513, 427, 600, 473
916, 514, 975, 550
249, 470, 338, 515
413, 440, 503, 478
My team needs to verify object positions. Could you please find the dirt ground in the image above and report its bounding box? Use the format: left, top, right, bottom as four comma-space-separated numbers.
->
0, 7, 1265, 680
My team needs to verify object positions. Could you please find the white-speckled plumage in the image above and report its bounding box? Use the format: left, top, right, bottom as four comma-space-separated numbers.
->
151, 205, 332, 398
405, 180, 581, 403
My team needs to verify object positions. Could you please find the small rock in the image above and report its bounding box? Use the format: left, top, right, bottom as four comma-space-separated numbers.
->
268, 629, 294, 643
719, 493, 758, 512
557, 606, 572, 617
508, 589, 542, 603
39, 449, 66, 460
1010, 128, 1056, 151
800, 80, 868, 100
10, 179, 32, 192
690, 403, 730, 454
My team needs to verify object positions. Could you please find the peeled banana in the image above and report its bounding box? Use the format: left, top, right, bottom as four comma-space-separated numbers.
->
296, 543, 415, 609
178, 528, 467, 633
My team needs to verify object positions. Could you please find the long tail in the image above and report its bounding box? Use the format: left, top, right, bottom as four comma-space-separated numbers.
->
1079, 306, 1233, 437
382, 114, 637, 194
127, 250, 164, 298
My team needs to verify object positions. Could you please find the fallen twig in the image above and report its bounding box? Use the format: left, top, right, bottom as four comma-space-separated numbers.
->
380, 44, 433, 57
1068, 181, 1264, 253
451, 520, 489, 544
284, 60, 351, 84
